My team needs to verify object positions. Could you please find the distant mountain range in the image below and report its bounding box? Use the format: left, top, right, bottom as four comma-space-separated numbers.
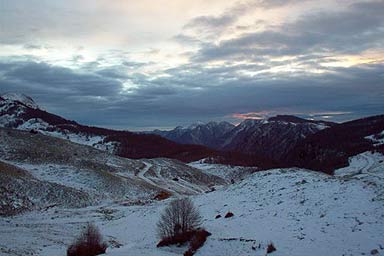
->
1, 93, 383, 174
152, 121, 236, 149
151, 115, 337, 161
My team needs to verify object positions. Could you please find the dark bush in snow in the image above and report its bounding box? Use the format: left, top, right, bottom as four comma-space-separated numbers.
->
157, 229, 211, 256
67, 223, 107, 256
157, 230, 195, 247
187, 229, 211, 254
266, 242, 276, 254
154, 191, 172, 201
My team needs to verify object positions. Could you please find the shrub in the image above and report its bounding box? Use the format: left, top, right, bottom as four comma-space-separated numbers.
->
224, 212, 234, 218
157, 230, 195, 247
266, 242, 276, 254
67, 223, 107, 256
157, 228, 211, 256
157, 198, 202, 239
154, 191, 172, 201
156, 198, 210, 255
29, 129, 38, 134
188, 229, 211, 253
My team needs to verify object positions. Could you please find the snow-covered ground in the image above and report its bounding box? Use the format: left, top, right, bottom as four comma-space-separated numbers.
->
0, 128, 225, 219
188, 161, 257, 182
365, 130, 384, 147
1, 151, 383, 256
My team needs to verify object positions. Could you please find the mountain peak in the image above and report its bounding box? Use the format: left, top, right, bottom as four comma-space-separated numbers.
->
1, 93, 39, 109
187, 121, 206, 129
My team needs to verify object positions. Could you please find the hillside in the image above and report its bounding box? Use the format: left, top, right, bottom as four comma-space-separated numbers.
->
1, 151, 383, 255
286, 115, 384, 174
221, 116, 334, 160
0, 128, 226, 216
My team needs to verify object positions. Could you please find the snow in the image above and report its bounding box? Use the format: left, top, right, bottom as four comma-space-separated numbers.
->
1, 152, 383, 256
365, 130, 384, 147
40, 130, 109, 148
0, 96, 118, 153
18, 118, 50, 130
1, 93, 39, 109
188, 161, 257, 182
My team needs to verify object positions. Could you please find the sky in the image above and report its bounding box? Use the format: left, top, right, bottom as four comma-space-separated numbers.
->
0, 0, 383, 130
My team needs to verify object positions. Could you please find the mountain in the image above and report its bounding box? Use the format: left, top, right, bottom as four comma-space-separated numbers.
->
0, 93, 218, 162
221, 115, 336, 160
151, 115, 335, 161
152, 121, 235, 148
1, 93, 40, 109
0, 93, 278, 168
285, 115, 384, 174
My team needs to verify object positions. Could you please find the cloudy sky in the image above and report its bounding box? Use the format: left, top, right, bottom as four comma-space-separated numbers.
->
0, 0, 383, 130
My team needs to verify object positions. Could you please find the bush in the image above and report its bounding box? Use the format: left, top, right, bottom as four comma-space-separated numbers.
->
224, 212, 234, 218
67, 223, 107, 256
266, 242, 276, 254
157, 198, 202, 239
156, 198, 210, 255
154, 191, 172, 201
188, 229, 211, 253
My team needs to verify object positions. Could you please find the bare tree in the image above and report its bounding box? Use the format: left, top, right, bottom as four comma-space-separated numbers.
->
157, 198, 202, 239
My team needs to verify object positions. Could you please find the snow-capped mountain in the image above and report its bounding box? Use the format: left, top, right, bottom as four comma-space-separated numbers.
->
0, 93, 116, 152
1, 93, 40, 109
152, 121, 235, 148
151, 115, 335, 161
221, 115, 335, 160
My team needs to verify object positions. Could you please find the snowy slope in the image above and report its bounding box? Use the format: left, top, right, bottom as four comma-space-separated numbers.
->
1, 93, 39, 109
365, 130, 384, 147
188, 160, 257, 182
0, 93, 117, 152
0, 128, 225, 216
1, 152, 383, 256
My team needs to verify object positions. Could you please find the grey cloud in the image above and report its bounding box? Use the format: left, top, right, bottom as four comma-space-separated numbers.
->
1, 61, 122, 98
192, 0, 384, 62
1, 59, 383, 129
183, 0, 309, 35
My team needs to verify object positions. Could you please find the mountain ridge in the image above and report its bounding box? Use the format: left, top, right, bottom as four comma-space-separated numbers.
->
150, 115, 337, 161
0, 94, 277, 168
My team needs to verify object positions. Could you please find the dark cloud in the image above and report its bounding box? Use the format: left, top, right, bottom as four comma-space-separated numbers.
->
2, 61, 121, 97
1, 58, 383, 130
